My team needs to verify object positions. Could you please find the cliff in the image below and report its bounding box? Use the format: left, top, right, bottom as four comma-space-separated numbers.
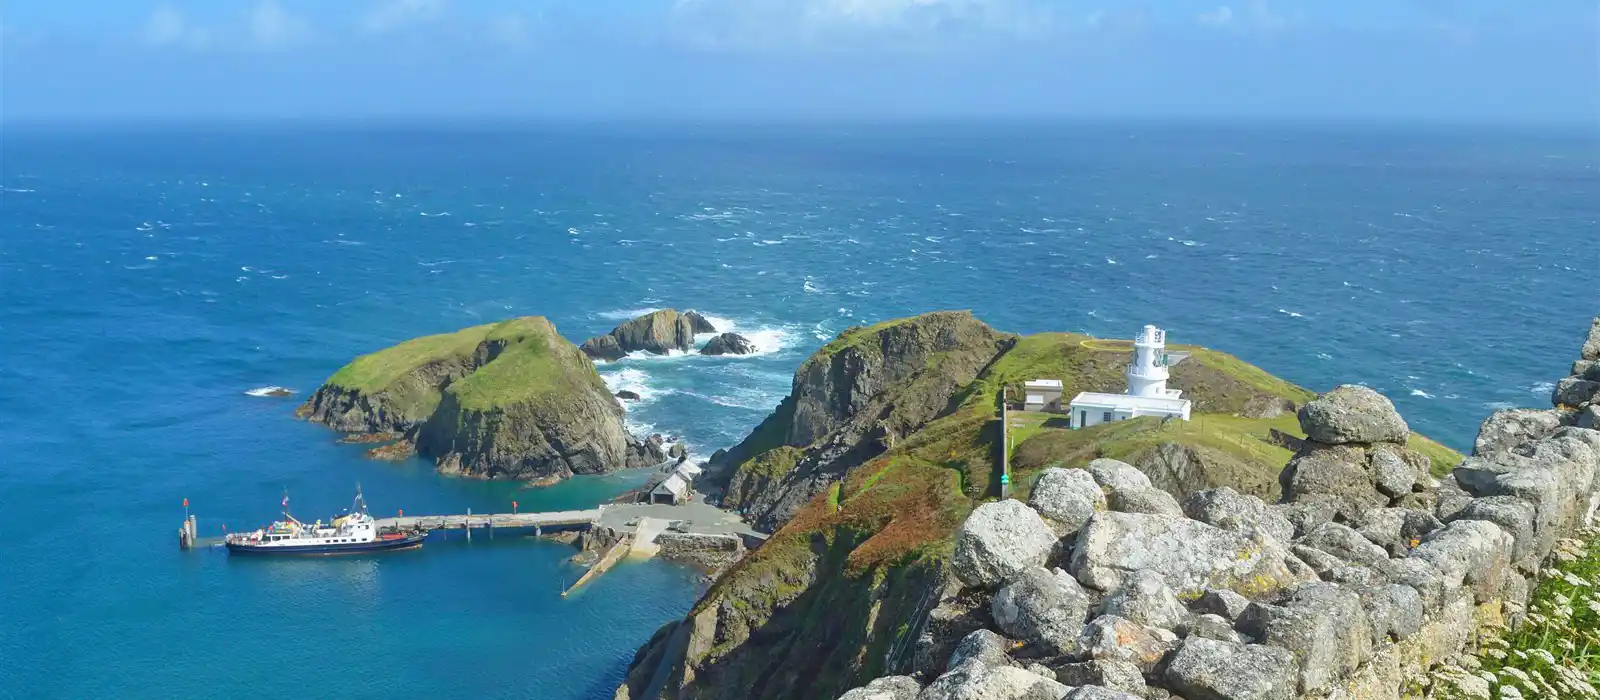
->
705, 311, 1014, 531
615, 315, 1468, 700
298, 317, 663, 481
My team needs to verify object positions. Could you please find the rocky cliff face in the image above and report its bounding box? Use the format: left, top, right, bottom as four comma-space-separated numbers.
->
581, 309, 712, 360
824, 314, 1600, 700
299, 317, 663, 481
707, 311, 1013, 531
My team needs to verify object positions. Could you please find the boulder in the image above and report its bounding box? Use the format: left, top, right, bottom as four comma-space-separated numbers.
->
1349, 507, 1442, 557
919, 663, 1071, 700
1086, 458, 1151, 495
1070, 512, 1314, 596
1027, 468, 1105, 535
701, 332, 758, 356
1065, 687, 1143, 700
1369, 445, 1417, 498
1583, 315, 1600, 361
615, 390, 642, 401
1474, 408, 1563, 456
991, 567, 1091, 654
1278, 442, 1389, 521
1410, 519, 1514, 603
580, 334, 627, 361
1301, 522, 1392, 569
668, 442, 689, 463
1107, 487, 1183, 517
838, 676, 922, 700
1297, 385, 1410, 445
1449, 496, 1538, 563
948, 629, 1018, 670
1191, 589, 1251, 621
683, 310, 718, 335
1376, 556, 1447, 614
1237, 582, 1370, 696
1272, 501, 1335, 539
1577, 360, 1600, 380
1189, 614, 1244, 643
1432, 475, 1474, 522
1579, 405, 1600, 430
953, 500, 1059, 589
1163, 637, 1297, 700
1051, 660, 1145, 696
1553, 377, 1600, 408
1077, 615, 1177, 673
1098, 570, 1190, 633
1183, 487, 1294, 545
1357, 583, 1424, 644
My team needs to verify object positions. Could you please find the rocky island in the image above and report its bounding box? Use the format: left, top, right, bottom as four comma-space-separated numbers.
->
612, 311, 1600, 700
581, 309, 718, 361
298, 316, 665, 481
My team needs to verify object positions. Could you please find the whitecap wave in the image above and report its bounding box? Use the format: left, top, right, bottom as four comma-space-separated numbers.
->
1277, 309, 1304, 318
245, 386, 295, 397
1409, 389, 1434, 399
595, 307, 662, 321
600, 367, 668, 405
1529, 381, 1555, 395
690, 315, 797, 357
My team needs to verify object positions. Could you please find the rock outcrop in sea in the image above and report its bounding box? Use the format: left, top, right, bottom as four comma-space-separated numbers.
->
580, 309, 716, 360
612, 311, 1600, 700
298, 316, 665, 482
700, 332, 757, 356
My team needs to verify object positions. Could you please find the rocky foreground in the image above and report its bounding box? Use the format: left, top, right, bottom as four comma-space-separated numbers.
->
298, 316, 665, 482
614, 312, 1600, 700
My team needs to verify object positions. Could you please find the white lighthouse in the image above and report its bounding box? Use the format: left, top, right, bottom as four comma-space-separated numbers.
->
1068, 324, 1192, 429
1127, 325, 1177, 398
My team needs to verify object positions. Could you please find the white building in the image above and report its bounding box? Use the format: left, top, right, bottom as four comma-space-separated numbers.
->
1069, 325, 1192, 429
1023, 379, 1064, 413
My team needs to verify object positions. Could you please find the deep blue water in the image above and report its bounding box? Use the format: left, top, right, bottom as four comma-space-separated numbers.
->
1, 123, 1595, 699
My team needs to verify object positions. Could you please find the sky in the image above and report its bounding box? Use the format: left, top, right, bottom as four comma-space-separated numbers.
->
1, 0, 1596, 125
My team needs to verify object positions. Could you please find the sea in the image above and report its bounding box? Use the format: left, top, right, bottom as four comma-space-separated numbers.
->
1, 122, 1594, 699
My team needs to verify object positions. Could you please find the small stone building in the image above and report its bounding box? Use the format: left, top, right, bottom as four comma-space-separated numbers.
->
1023, 379, 1065, 413
651, 474, 691, 505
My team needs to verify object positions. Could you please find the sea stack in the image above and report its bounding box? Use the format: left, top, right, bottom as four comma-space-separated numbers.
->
580, 308, 703, 360
298, 316, 664, 481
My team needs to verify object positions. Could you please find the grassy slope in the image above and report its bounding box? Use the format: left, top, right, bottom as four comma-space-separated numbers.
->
327, 322, 494, 392
688, 330, 1469, 698
323, 317, 601, 413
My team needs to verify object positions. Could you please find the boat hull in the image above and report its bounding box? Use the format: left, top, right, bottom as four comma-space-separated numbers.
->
226, 532, 426, 556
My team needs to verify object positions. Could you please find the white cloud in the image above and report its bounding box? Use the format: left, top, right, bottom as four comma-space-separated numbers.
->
247, 0, 312, 50
142, 3, 212, 49
1197, 6, 1233, 28
669, 0, 1058, 51
360, 0, 447, 36
485, 13, 536, 50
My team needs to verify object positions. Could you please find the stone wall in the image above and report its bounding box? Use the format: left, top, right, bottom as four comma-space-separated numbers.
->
834, 315, 1600, 700
657, 532, 747, 574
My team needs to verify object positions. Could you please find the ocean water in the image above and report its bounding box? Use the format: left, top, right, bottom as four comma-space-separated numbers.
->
1, 123, 1594, 699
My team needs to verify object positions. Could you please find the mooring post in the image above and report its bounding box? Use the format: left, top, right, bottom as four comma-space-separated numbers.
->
466, 507, 472, 542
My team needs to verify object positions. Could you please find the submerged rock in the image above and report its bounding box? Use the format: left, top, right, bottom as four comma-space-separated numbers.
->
615, 390, 641, 401
701, 332, 758, 356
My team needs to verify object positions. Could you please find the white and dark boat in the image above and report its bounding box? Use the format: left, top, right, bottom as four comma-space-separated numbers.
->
225, 487, 424, 556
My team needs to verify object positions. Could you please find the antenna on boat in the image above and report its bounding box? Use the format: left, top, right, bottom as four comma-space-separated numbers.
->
354, 482, 368, 516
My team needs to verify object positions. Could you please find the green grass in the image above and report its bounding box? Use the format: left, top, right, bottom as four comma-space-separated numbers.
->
327, 322, 496, 392
816, 317, 921, 358
446, 318, 599, 411
1419, 525, 1600, 699
738, 446, 805, 480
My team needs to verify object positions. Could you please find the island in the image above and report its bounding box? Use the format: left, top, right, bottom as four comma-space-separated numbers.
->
297, 316, 664, 481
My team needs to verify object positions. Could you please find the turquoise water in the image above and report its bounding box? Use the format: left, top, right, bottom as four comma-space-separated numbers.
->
1, 123, 1594, 699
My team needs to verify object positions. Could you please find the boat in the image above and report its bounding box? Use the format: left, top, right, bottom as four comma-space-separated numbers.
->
225, 487, 425, 556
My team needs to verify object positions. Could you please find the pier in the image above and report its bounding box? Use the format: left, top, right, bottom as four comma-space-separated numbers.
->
376, 508, 601, 534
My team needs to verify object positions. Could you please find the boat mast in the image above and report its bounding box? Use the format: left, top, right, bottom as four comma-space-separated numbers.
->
353, 482, 368, 516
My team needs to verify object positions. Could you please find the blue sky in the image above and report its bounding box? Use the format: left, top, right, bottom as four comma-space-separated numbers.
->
2, 0, 1596, 124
